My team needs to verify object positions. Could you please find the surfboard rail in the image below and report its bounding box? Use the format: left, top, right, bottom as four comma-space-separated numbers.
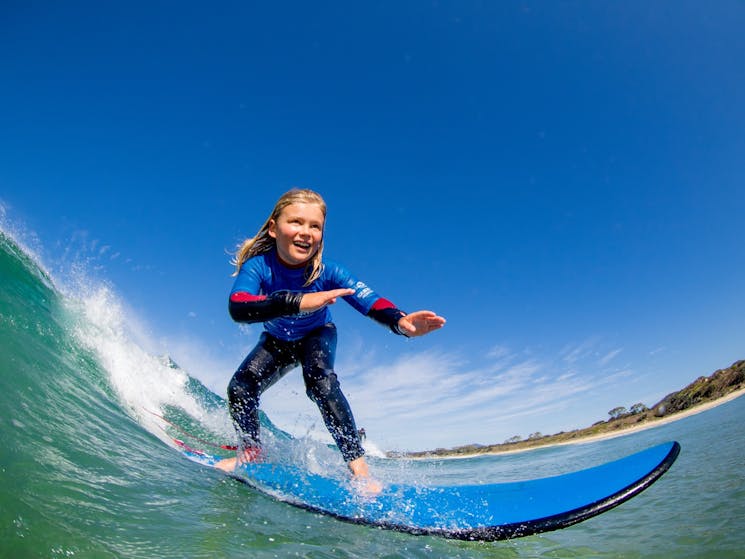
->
434, 440, 681, 541
181, 440, 681, 541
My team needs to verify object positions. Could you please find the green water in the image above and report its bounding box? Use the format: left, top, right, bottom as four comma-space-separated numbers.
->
1, 230, 744, 558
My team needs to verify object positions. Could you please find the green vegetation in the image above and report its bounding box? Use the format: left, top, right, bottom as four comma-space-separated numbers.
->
399, 359, 744, 459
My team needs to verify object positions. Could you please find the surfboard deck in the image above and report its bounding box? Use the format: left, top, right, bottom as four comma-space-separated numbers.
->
180, 440, 680, 541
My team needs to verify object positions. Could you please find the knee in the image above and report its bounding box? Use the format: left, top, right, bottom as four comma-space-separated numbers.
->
305, 368, 339, 402
228, 374, 257, 406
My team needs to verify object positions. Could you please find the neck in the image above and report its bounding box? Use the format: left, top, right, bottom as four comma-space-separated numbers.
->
275, 252, 311, 269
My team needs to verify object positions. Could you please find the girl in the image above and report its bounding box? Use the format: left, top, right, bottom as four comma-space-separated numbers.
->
216, 188, 445, 486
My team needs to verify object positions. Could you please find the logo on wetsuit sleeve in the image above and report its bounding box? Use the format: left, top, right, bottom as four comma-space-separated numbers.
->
353, 281, 374, 301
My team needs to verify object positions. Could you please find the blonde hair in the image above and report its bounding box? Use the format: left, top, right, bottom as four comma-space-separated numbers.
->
231, 188, 327, 285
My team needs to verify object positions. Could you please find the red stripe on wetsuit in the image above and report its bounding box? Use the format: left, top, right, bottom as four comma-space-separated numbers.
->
230, 292, 266, 303
229, 292, 407, 335
228, 290, 302, 323
368, 298, 407, 335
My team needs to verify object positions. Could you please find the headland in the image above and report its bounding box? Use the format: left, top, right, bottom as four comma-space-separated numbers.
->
397, 359, 744, 459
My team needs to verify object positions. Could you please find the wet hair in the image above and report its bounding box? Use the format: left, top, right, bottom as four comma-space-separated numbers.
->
231, 188, 326, 285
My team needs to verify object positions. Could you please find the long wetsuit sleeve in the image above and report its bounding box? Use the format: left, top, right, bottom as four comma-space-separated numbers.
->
229, 257, 303, 324
367, 297, 408, 336
324, 260, 409, 336
229, 290, 303, 324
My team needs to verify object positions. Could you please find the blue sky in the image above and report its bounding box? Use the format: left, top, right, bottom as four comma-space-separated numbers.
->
2, 1, 744, 451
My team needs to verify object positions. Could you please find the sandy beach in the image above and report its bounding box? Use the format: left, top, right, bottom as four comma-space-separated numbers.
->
542, 385, 745, 447
413, 386, 745, 459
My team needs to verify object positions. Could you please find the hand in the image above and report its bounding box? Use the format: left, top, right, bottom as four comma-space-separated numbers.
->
299, 288, 355, 313
397, 310, 446, 337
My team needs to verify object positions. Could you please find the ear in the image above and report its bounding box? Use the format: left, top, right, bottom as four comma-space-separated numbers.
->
267, 219, 277, 239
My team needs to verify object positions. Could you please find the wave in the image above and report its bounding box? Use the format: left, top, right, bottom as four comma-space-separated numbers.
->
0, 220, 362, 555
0, 222, 326, 455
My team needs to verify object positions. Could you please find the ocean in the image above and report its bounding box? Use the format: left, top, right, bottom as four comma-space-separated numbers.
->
1, 229, 744, 559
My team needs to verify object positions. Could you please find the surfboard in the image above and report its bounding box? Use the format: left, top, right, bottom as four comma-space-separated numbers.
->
179, 440, 680, 541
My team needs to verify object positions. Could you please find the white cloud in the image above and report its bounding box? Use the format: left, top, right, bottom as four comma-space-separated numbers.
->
560, 337, 599, 365
145, 321, 648, 453
250, 338, 642, 452
598, 348, 623, 366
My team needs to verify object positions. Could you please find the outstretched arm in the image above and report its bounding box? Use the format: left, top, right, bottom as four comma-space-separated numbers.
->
298, 288, 355, 312
229, 288, 355, 323
229, 290, 302, 323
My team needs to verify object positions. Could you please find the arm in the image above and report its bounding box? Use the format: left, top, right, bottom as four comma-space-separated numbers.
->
320, 261, 407, 334
229, 288, 356, 323
367, 298, 408, 336
228, 290, 303, 324
324, 260, 446, 336
229, 257, 299, 324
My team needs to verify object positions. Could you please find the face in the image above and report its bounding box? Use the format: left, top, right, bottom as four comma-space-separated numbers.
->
268, 202, 325, 267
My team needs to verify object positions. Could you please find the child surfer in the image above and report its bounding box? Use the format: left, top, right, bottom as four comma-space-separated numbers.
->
215, 188, 445, 490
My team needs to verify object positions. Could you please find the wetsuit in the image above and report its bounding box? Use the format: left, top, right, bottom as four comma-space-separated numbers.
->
227, 248, 407, 462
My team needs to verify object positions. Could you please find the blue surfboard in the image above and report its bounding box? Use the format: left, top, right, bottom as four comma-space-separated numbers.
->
179, 440, 680, 540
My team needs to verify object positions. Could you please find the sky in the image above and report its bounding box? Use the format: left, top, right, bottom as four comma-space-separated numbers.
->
1, 1, 744, 451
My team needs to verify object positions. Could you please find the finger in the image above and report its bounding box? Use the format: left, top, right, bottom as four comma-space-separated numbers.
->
410, 310, 439, 321
411, 311, 444, 324
410, 316, 445, 334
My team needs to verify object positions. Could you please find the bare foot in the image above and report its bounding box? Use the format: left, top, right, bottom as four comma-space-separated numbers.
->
352, 476, 383, 496
348, 456, 383, 495
214, 447, 263, 472
214, 456, 238, 472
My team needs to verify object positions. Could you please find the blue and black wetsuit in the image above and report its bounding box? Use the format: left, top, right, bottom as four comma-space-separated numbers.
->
227, 249, 407, 462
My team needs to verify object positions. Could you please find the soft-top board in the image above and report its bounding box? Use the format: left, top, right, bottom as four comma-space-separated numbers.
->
181, 441, 680, 541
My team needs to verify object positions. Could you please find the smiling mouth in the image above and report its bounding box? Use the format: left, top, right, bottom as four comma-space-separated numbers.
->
293, 241, 312, 250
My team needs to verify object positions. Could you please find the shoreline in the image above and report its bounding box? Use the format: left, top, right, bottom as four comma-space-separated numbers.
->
405, 386, 745, 460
